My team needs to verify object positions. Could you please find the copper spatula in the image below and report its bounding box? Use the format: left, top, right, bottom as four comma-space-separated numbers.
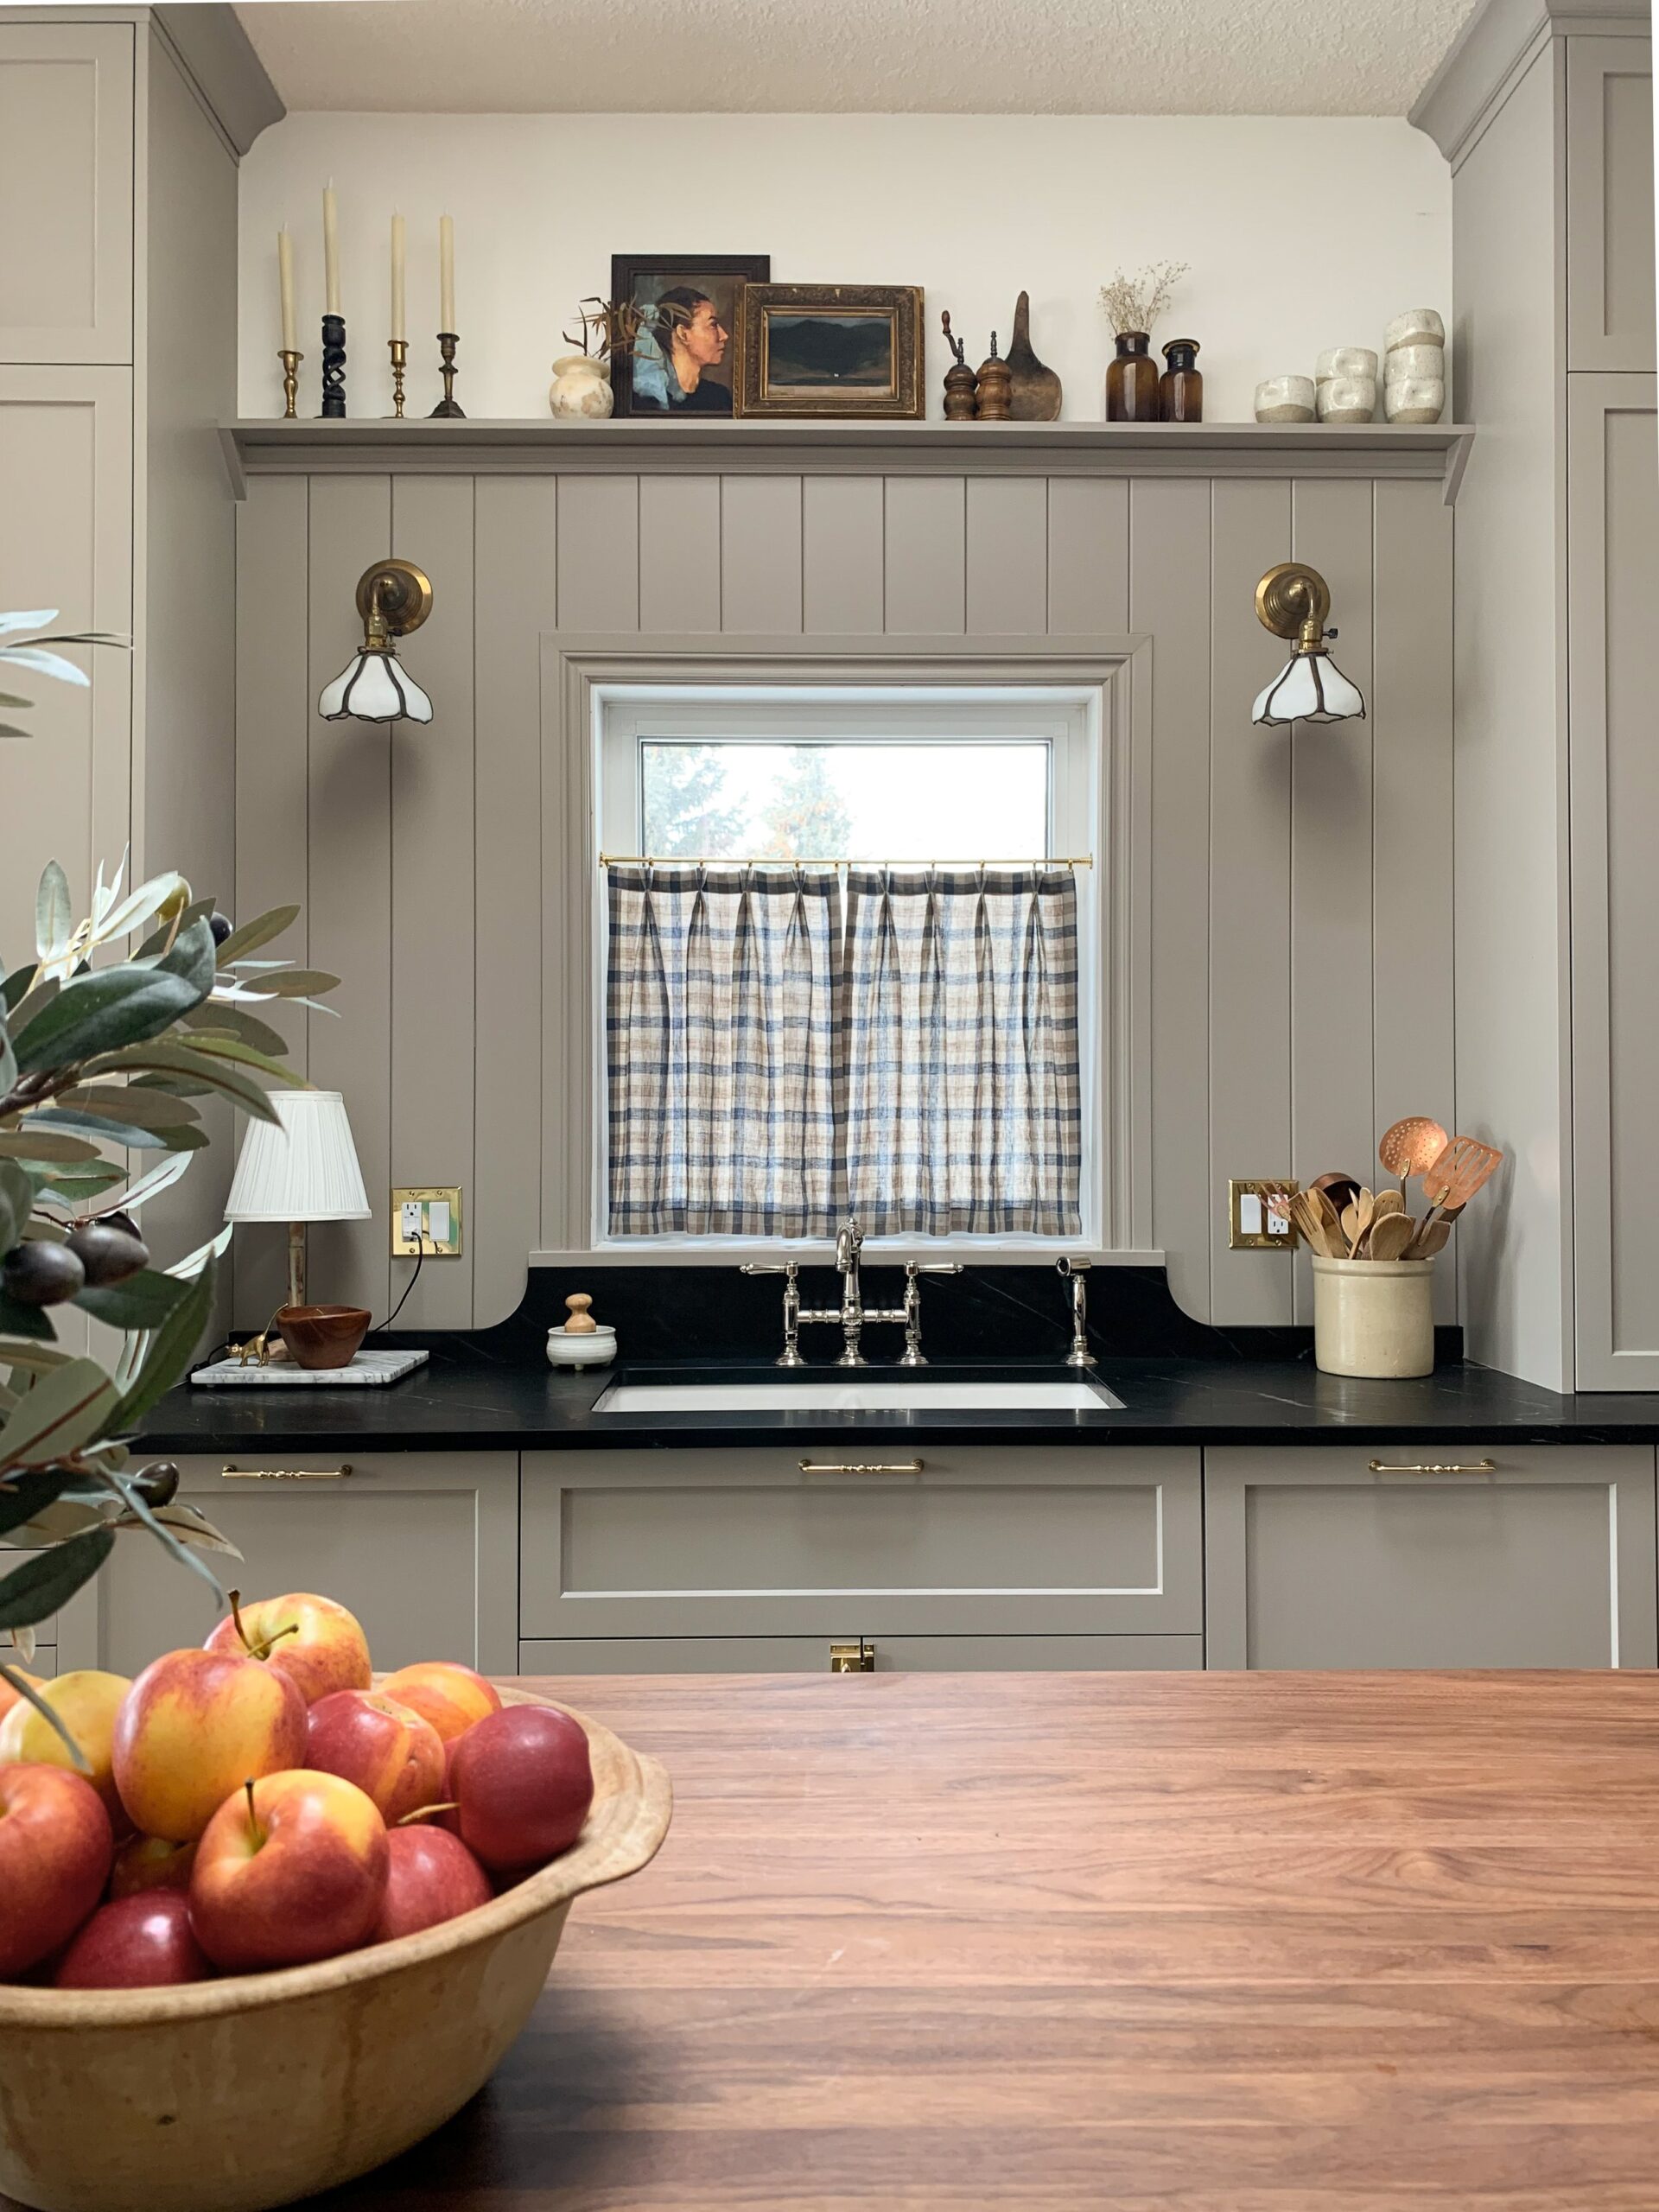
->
1421, 1135, 1503, 1217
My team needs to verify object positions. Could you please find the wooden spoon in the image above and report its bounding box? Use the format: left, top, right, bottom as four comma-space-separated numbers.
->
1407, 1216, 1452, 1260
1308, 1187, 1347, 1258
1371, 1187, 1407, 1222
1366, 1211, 1417, 1262
1340, 1188, 1376, 1255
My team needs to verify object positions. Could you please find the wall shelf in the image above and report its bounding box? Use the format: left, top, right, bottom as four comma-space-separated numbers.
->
221, 416, 1475, 504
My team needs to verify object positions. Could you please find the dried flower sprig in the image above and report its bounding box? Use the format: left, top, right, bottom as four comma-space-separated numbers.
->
1097, 262, 1190, 338
562, 297, 649, 360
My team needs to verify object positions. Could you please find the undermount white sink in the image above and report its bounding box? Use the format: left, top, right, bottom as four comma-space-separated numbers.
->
593, 1379, 1123, 1414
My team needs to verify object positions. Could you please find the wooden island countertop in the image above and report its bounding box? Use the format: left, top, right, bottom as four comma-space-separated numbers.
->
113, 1671, 1659, 2208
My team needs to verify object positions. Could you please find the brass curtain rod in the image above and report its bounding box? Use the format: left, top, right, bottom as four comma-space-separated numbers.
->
599, 854, 1094, 869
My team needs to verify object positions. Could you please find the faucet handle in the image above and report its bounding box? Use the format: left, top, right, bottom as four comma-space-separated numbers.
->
741, 1261, 799, 1279
906, 1262, 963, 1276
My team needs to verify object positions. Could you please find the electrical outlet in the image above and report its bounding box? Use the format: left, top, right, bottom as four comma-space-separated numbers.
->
390, 1186, 463, 1258
1229, 1178, 1298, 1251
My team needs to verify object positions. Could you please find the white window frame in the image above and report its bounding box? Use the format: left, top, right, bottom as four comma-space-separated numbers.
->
591, 682, 1105, 1258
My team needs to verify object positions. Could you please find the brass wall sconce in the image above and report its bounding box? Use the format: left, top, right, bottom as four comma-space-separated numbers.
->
318, 558, 435, 724
1250, 561, 1367, 726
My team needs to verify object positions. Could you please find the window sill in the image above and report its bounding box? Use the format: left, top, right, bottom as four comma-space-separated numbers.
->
532, 1246, 1167, 1269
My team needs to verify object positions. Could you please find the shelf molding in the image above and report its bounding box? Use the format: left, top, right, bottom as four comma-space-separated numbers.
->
220, 417, 1477, 505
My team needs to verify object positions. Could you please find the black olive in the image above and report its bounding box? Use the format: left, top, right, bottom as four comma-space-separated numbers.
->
1, 1240, 86, 1307
100, 1211, 141, 1240
207, 912, 232, 946
66, 1222, 149, 1287
131, 1461, 180, 1509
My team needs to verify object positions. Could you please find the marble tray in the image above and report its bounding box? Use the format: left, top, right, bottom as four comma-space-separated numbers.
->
190, 1349, 430, 1388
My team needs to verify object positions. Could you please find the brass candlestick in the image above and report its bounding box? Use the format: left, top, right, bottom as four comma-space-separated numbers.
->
388, 337, 408, 419
278, 348, 302, 420
429, 332, 465, 418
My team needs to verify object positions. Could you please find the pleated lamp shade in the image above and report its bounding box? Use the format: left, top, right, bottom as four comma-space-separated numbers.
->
224, 1090, 371, 1224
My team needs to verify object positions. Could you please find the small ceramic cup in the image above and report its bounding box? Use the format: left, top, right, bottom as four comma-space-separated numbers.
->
1255, 374, 1317, 423
547, 1323, 617, 1370
1384, 342, 1445, 385
1315, 346, 1379, 385
1384, 308, 1446, 353
1384, 378, 1446, 423
1317, 375, 1377, 423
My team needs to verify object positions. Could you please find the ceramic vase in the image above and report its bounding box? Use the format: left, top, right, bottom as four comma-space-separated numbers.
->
1255, 375, 1316, 423
549, 354, 613, 420
1312, 1256, 1435, 1378
1105, 332, 1160, 422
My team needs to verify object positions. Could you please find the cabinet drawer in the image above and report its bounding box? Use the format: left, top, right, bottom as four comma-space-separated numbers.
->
520, 1633, 1205, 1675
1205, 1445, 1657, 1670
94, 1453, 518, 1678
521, 1447, 1201, 1640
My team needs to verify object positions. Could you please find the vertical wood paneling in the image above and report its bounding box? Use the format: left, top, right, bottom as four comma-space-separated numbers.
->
305, 475, 392, 1319
802, 476, 883, 632
389, 476, 475, 1327
720, 476, 804, 632
1288, 479, 1376, 1320
1132, 480, 1212, 1322
639, 474, 719, 632
556, 474, 639, 631
474, 477, 556, 1324
232, 476, 310, 1324
1210, 479, 1294, 1323
966, 477, 1046, 633
1047, 478, 1129, 634
1374, 479, 1457, 1321
884, 477, 965, 632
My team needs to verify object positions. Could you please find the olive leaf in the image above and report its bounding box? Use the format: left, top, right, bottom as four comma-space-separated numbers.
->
183, 1000, 290, 1058
56, 1084, 201, 1130
80, 1043, 282, 1122
213, 905, 300, 965
108, 1249, 218, 1432
0, 1296, 51, 1342
156, 916, 219, 1000
0, 1130, 100, 1164
34, 862, 73, 965
0, 1660, 83, 1765
12, 963, 205, 1074
31, 1107, 168, 1150
0, 1160, 31, 1253
0, 1528, 115, 1630
124, 1500, 243, 1559
0, 1357, 118, 1473
0, 1465, 82, 1536
74, 1268, 192, 1331
237, 968, 341, 999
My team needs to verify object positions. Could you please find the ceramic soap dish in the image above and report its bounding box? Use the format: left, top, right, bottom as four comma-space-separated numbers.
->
547, 1292, 617, 1370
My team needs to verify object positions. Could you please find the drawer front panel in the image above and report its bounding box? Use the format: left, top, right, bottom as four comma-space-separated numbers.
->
520, 1632, 1205, 1675
1206, 1446, 1657, 1670
522, 1447, 1201, 1638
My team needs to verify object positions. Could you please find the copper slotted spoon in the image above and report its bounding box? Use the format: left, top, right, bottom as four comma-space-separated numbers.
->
1379, 1116, 1449, 1194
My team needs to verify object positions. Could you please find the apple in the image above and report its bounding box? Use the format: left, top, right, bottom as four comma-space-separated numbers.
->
204, 1590, 372, 1707
112, 1647, 308, 1843
372, 1824, 492, 1942
376, 1660, 500, 1744
305, 1689, 444, 1825
189, 1769, 389, 1973
0, 1669, 131, 1820
54, 1891, 211, 1989
448, 1706, 594, 1872
109, 1833, 197, 1899
0, 1765, 113, 1977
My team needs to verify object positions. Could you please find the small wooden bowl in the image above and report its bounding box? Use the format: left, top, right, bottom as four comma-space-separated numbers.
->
0, 1690, 671, 2212
274, 1303, 371, 1370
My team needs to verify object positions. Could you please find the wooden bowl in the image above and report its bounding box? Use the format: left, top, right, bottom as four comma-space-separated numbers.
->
0, 1690, 671, 2212
274, 1303, 372, 1370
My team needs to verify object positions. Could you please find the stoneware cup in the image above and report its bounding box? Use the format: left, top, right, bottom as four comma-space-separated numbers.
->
1315, 346, 1378, 384
1316, 375, 1377, 424
1384, 341, 1445, 385
1255, 374, 1316, 423
547, 1322, 618, 1369
1312, 1255, 1435, 1378
1384, 308, 1446, 353
274, 1303, 371, 1370
1384, 378, 1446, 423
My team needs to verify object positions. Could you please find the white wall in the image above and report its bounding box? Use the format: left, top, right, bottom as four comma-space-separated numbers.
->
239, 111, 1450, 424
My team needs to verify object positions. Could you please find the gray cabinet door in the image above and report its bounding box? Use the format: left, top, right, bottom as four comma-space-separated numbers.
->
521, 1446, 1202, 1641
92, 1453, 519, 1679
1569, 374, 1659, 1388
1567, 37, 1656, 372
0, 22, 132, 365
1205, 1446, 1657, 1670
520, 1632, 1205, 1675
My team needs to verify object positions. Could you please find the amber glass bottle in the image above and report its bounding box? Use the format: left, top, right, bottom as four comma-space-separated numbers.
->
1160, 339, 1203, 423
1104, 331, 1160, 422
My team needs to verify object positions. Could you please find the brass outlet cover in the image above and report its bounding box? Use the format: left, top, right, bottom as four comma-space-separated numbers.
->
391, 1185, 463, 1258
1229, 1178, 1299, 1251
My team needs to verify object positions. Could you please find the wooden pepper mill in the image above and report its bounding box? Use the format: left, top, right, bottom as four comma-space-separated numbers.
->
975, 334, 1012, 421
940, 311, 978, 420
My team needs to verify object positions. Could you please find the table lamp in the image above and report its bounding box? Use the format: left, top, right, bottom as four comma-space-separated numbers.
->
224, 1089, 371, 1313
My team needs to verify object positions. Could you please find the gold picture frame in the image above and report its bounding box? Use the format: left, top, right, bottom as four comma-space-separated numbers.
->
734, 283, 925, 420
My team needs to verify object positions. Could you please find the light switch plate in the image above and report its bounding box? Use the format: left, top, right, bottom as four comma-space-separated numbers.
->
1228, 1178, 1299, 1250
390, 1186, 463, 1258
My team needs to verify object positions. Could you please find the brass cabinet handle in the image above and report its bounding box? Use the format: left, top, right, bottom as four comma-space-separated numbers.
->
220, 1464, 353, 1482
799, 1458, 925, 1475
1367, 1459, 1497, 1476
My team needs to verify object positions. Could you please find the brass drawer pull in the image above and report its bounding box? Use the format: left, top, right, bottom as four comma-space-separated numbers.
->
799, 1459, 925, 1476
1367, 1459, 1497, 1476
221, 1464, 353, 1482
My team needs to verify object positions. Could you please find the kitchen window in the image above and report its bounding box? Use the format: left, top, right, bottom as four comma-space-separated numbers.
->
594, 687, 1101, 1250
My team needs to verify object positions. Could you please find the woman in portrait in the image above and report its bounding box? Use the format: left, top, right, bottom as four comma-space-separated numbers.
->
631, 286, 733, 414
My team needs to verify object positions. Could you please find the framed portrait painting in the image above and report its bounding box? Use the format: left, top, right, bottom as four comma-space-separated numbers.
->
734, 284, 925, 419
610, 254, 770, 418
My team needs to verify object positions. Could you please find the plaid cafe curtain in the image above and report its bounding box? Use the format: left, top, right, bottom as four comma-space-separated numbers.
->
606, 863, 1082, 1238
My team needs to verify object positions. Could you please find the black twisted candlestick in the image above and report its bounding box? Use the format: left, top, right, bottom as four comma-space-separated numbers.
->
321, 313, 346, 418
429, 332, 465, 418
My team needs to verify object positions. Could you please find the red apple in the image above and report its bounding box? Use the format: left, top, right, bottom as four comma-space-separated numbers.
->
372, 1824, 492, 1942
109, 1833, 197, 1900
0, 1765, 113, 1977
204, 1590, 372, 1707
0, 1669, 131, 1821
113, 1647, 308, 1844
54, 1891, 211, 1989
189, 1769, 388, 1973
448, 1706, 594, 1872
305, 1689, 444, 1824
376, 1661, 500, 1744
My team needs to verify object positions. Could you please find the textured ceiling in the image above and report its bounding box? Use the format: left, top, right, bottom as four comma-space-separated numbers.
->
236, 0, 1483, 117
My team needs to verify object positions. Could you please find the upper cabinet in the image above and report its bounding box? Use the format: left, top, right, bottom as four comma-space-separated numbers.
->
1567, 36, 1656, 372
0, 22, 132, 365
